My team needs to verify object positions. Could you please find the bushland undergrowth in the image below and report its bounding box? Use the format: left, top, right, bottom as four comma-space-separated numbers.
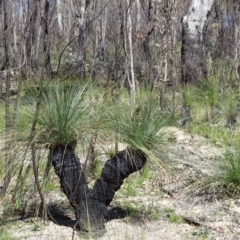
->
1, 71, 240, 231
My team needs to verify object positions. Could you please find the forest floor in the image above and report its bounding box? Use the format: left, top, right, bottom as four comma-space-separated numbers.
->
1, 127, 240, 240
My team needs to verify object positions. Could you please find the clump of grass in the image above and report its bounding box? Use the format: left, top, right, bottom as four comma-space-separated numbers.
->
135, 164, 154, 187
194, 77, 221, 122
222, 91, 239, 127
0, 226, 18, 240
35, 83, 93, 146
182, 86, 194, 107
90, 158, 103, 178
187, 148, 240, 200
194, 77, 221, 109
168, 212, 183, 224
162, 207, 182, 224
106, 95, 174, 170
123, 202, 160, 223
192, 227, 210, 239
220, 149, 240, 186
163, 207, 183, 224
108, 96, 171, 149
186, 121, 234, 146
118, 177, 138, 197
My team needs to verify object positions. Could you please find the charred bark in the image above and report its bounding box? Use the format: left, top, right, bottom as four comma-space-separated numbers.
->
91, 148, 147, 207
49, 146, 146, 230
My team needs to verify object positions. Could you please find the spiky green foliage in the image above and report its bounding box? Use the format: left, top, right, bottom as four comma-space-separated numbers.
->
194, 77, 221, 108
0, 83, 99, 207
221, 149, 240, 186
188, 148, 240, 200
223, 91, 239, 126
27, 83, 96, 147
107, 96, 173, 154
182, 87, 194, 107
186, 122, 232, 146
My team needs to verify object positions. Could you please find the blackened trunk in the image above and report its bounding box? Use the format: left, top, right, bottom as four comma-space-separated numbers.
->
49, 146, 146, 230
91, 147, 147, 207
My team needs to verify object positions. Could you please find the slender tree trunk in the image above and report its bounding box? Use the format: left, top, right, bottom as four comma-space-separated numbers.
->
56, 0, 63, 34
233, 1, 240, 93
181, 0, 214, 84
144, 0, 154, 86
42, 0, 52, 77
49, 145, 146, 230
24, 0, 40, 76
2, 0, 11, 195
100, 5, 108, 61
77, 0, 86, 76
126, 0, 135, 110
135, 0, 141, 32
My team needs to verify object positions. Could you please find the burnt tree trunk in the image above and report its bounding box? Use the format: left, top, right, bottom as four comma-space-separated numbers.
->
49, 146, 146, 230
181, 0, 214, 84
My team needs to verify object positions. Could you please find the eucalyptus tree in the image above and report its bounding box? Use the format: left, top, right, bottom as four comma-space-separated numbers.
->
181, 0, 215, 84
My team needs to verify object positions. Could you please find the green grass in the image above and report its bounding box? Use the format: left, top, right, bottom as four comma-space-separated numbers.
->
181, 86, 195, 107
90, 158, 103, 178
34, 83, 93, 146
136, 164, 154, 187
0, 227, 18, 240
194, 76, 221, 108
105, 94, 174, 167
163, 207, 183, 224
186, 121, 236, 146
123, 201, 161, 222
220, 149, 240, 186
0, 83, 174, 225
3, 72, 240, 232
168, 212, 183, 224
186, 148, 240, 200
192, 227, 210, 239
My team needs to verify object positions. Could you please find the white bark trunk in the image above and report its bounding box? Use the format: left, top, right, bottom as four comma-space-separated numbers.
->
181, 0, 214, 83
126, 0, 135, 109
56, 0, 63, 33
234, 24, 240, 92
77, 0, 86, 75
135, 0, 141, 32
182, 0, 214, 38
101, 5, 108, 60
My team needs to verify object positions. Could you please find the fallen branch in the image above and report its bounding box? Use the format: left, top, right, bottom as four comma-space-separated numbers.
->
181, 215, 224, 233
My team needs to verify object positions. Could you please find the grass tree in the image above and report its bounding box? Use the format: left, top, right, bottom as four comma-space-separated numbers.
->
23, 83, 171, 231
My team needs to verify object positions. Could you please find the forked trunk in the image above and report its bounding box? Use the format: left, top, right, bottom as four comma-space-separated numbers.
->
49, 145, 146, 230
